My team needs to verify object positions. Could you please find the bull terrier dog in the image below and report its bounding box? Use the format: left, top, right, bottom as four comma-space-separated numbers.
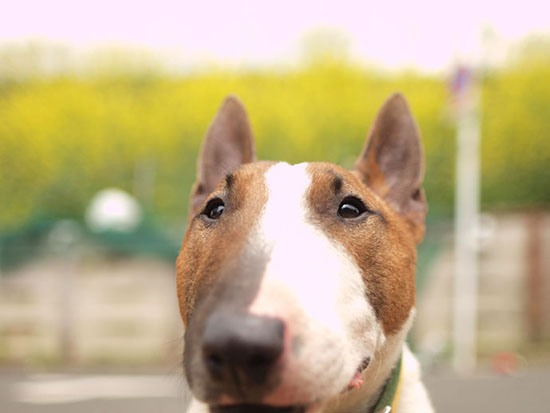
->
176, 93, 434, 413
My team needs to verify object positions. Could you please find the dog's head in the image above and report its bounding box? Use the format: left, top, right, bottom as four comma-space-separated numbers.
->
177, 94, 426, 412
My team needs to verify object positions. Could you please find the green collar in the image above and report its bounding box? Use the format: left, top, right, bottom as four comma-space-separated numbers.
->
371, 353, 403, 413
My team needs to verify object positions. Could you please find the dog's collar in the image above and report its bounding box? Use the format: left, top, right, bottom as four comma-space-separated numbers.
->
371, 353, 403, 413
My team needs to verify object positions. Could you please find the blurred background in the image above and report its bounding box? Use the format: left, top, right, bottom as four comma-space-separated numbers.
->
1, 1, 549, 412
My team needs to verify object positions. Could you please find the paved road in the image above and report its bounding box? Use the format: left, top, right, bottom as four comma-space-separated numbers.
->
424, 368, 550, 412
0, 368, 189, 413
1, 367, 549, 412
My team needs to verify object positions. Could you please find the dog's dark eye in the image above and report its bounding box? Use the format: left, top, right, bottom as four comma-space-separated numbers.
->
203, 198, 225, 220
338, 196, 367, 219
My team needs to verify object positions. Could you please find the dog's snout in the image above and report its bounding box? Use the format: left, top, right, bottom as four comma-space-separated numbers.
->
202, 312, 285, 385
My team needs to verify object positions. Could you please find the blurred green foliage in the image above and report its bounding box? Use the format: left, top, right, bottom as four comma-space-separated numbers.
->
481, 57, 550, 208
0, 45, 549, 232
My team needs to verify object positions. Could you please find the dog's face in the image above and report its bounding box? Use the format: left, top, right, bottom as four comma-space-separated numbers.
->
177, 94, 426, 412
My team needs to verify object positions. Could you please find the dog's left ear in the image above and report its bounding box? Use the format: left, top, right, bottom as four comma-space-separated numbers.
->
189, 95, 256, 216
355, 93, 427, 242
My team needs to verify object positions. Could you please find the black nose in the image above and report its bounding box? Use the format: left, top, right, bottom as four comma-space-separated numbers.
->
202, 312, 285, 385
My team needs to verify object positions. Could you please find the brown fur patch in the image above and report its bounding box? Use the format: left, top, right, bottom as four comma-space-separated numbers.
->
305, 163, 417, 336
176, 161, 274, 325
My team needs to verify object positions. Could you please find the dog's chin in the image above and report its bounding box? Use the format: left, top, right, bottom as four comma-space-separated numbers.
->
209, 405, 306, 413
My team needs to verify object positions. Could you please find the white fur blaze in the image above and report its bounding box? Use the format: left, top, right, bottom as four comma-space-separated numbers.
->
244, 162, 384, 404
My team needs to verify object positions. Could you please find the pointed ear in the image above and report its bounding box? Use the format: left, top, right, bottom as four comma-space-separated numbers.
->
355, 93, 427, 242
189, 95, 256, 215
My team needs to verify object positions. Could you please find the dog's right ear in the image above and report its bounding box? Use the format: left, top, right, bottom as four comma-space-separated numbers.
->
189, 95, 256, 216
355, 93, 427, 242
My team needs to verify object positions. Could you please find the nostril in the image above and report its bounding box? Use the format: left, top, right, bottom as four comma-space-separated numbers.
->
207, 353, 224, 366
204, 352, 225, 378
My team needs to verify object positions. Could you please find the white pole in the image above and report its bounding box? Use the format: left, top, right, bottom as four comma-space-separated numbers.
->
453, 75, 481, 373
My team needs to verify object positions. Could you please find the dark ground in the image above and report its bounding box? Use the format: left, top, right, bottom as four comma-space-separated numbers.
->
1, 367, 549, 412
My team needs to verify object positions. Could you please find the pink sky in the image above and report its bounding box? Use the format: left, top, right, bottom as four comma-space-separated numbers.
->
2, 0, 549, 72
